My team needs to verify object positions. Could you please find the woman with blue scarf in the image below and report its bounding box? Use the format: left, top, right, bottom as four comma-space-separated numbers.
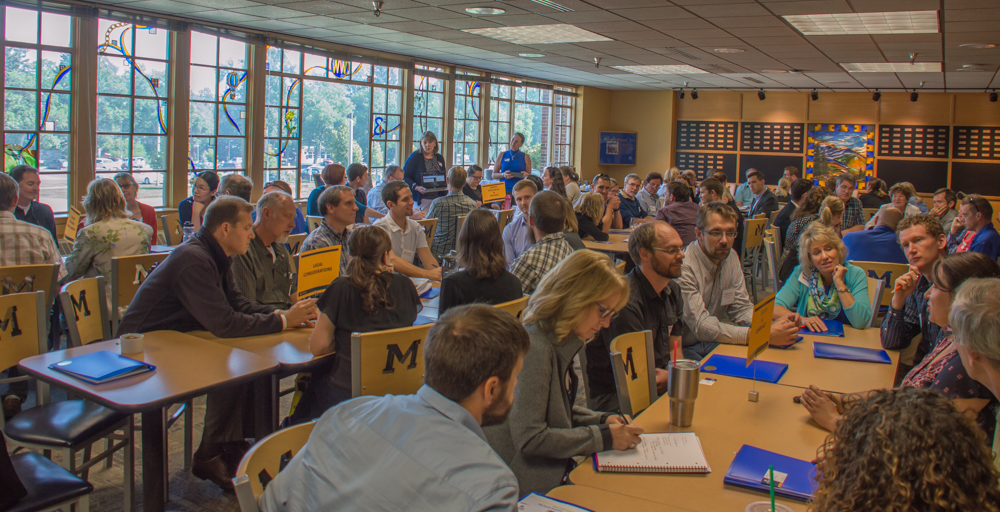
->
773, 222, 871, 331
492, 133, 532, 195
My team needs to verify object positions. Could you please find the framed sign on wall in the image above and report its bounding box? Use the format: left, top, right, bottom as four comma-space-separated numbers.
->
599, 132, 637, 165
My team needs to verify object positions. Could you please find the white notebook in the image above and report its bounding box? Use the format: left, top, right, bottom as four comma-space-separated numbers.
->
594, 432, 711, 474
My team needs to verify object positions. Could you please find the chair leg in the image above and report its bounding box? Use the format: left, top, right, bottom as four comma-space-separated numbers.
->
78, 494, 91, 512
124, 416, 134, 512
105, 438, 113, 469
81, 444, 91, 481
184, 400, 194, 470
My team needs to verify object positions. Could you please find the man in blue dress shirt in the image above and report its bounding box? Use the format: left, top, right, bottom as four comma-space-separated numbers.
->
843, 207, 908, 265
258, 304, 529, 512
961, 195, 1000, 260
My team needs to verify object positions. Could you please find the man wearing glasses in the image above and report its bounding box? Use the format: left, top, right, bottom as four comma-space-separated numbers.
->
592, 174, 623, 230
586, 221, 685, 412
677, 203, 800, 360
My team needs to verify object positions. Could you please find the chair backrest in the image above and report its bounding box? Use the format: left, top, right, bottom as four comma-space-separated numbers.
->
866, 276, 885, 328
0, 291, 47, 374
233, 420, 316, 511
614, 260, 626, 274
110, 253, 169, 333
351, 323, 433, 398
306, 215, 323, 232
765, 226, 782, 259
764, 238, 780, 293
161, 213, 182, 246
754, 213, 766, 219
497, 209, 515, 232
283, 233, 307, 256
741, 217, 769, 258
850, 260, 909, 307
862, 208, 879, 222
609, 330, 656, 417
416, 218, 438, 249
457, 215, 467, 234
0, 264, 60, 315
493, 295, 529, 321
60, 277, 111, 347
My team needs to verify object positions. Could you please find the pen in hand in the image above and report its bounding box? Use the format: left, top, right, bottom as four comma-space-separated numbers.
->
616, 409, 631, 425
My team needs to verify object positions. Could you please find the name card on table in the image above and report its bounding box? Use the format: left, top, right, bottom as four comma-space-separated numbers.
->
481, 182, 506, 203
297, 246, 341, 300
746, 293, 775, 366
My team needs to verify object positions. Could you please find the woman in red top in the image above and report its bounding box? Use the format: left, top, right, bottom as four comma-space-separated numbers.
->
113, 172, 158, 241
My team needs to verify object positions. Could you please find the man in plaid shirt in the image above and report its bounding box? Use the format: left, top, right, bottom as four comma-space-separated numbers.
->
427, 166, 478, 258
835, 173, 865, 233
510, 191, 574, 294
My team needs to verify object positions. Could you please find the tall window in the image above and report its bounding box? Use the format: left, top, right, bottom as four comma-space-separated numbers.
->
264, 47, 302, 195
370, 65, 402, 185
553, 89, 574, 166
452, 72, 480, 166
188, 32, 248, 184
96, 19, 170, 206
2, 7, 72, 212
488, 83, 512, 166
514, 85, 552, 170
412, 65, 444, 152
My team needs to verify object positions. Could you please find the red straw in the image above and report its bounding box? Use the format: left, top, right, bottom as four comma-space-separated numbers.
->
673, 339, 680, 363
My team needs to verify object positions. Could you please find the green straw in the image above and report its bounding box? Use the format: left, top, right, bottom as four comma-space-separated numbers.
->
769, 465, 776, 512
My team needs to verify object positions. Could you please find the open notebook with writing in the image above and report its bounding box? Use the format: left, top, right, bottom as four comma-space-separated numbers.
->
594, 433, 710, 474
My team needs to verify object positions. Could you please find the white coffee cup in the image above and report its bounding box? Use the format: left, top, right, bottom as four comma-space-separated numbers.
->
120, 333, 145, 354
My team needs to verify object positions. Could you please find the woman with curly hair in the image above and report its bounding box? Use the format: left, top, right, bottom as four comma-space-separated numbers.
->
811, 387, 1000, 512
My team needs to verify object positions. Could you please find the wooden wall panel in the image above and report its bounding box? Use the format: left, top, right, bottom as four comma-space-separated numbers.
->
808, 92, 878, 124
955, 94, 1000, 126
675, 91, 740, 121
741, 91, 806, 122
879, 92, 953, 126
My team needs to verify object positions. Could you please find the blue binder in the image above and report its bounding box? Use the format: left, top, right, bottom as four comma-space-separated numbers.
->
813, 342, 891, 364
413, 316, 435, 326
798, 319, 844, 337
769, 336, 804, 350
419, 287, 441, 299
699, 354, 788, 384
724, 445, 817, 502
49, 350, 156, 385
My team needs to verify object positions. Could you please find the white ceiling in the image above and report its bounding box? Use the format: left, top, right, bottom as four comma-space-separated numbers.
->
97, 0, 1000, 91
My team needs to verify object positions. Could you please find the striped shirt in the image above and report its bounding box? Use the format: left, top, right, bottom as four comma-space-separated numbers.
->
510, 232, 573, 294
0, 211, 66, 279
426, 191, 478, 257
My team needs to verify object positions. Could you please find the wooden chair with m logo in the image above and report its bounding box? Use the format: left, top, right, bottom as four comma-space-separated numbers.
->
351, 323, 433, 398
493, 296, 528, 322
233, 420, 316, 512
110, 253, 169, 335
0, 290, 136, 511
160, 213, 183, 246
0, 263, 60, 319
609, 330, 657, 418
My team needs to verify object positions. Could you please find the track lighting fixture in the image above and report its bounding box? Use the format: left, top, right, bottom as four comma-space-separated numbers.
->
810, 89, 819, 101
991, 90, 998, 102
678, 89, 685, 99
872, 90, 881, 101
910, 91, 919, 102
372, 1, 383, 17
757, 89, 765, 101
691, 89, 698, 100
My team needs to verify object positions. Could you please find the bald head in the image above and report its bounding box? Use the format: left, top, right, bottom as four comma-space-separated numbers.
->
877, 207, 904, 231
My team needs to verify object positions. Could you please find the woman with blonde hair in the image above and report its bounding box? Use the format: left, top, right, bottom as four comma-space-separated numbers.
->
775, 177, 791, 198
773, 222, 870, 331
818, 195, 845, 235
62, 178, 152, 308
574, 192, 608, 241
485, 250, 644, 495
439, 209, 522, 314
560, 166, 581, 204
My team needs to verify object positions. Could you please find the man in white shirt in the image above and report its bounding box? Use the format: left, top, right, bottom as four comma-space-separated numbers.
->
678, 202, 799, 360
502, 179, 537, 263
636, 171, 663, 214
374, 181, 441, 280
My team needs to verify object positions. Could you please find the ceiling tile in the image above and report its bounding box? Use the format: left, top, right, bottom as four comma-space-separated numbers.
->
763, 1, 853, 16
685, 3, 773, 17
188, 10, 266, 22
175, 0, 262, 8
121, 0, 216, 13
229, 5, 314, 17
236, 19, 310, 29
275, 1, 365, 15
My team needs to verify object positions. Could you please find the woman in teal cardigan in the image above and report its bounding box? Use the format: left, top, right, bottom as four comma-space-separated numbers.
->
773, 222, 871, 331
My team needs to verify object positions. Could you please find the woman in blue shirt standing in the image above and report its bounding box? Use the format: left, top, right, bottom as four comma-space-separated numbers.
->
492, 133, 532, 195
403, 131, 447, 207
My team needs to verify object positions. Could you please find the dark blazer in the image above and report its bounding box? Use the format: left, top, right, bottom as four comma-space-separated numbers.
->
117, 227, 282, 338
402, 150, 446, 204
748, 189, 780, 220
773, 201, 797, 246
14, 200, 57, 242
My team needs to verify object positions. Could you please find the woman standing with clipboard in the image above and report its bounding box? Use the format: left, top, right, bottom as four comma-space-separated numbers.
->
403, 131, 447, 208
493, 133, 532, 195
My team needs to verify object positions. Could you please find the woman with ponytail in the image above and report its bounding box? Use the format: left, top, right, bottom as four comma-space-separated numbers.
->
291, 226, 422, 422
818, 195, 845, 235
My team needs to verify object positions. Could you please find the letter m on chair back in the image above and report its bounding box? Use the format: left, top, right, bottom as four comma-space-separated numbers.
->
0, 291, 47, 384
0, 264, 60, 316
59, 277, 111, 347
609, 330, 656, 418
110, 253, 168, 334
351, 324, 433, 398
850, 261, 908, 308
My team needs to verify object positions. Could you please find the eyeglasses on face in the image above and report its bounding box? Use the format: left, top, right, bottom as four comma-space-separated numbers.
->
652, 246, 683, 256
595, 302, 618, 320
705, 230, 738, 239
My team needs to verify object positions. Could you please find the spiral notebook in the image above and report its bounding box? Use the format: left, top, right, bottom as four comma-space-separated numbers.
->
594, 433, 710, 474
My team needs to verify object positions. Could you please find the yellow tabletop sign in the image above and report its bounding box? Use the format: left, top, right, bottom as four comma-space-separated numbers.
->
481, 182, 507, 203
746, 293, 775, 366
63, 206, 83, 242
297, 245, 341, 300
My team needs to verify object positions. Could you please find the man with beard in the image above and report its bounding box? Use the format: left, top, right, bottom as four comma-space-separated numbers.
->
586, 221, 686, 412
258, 305, 528, 511
232, 191, 302, 309
678, 203, 799, 360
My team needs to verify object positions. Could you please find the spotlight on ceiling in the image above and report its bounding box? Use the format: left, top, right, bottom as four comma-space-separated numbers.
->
910, 91, 919, 102
810, 89, 819, 101
372, 0, 383, 17
594, 57, 601, 69
872, 89, 881, 101
991, 90, 998, 102
691, 89, 699, 100
678, 89, 685, 99
758, 89, 766, 101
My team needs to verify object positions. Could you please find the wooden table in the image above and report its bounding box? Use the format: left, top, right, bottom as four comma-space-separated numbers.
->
547, 486, 686, 511
568, 377, 826, 512
583, 233, 629, 253
709, 326, 897, 394
150, 245, 176, 253
18, 331, 280, 512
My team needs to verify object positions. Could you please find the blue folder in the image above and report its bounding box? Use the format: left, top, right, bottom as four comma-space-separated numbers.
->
49, 350, 156, 385
769, 336, 804, 350
813, 341, 892, 364
724, 445, 817, 502
419, 287, 441, 299
798, 319, 844, 337
413, 316, 435, 326
699, 354, 788, 384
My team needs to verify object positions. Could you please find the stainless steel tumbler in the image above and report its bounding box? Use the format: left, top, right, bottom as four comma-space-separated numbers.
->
667, 359, 700, 427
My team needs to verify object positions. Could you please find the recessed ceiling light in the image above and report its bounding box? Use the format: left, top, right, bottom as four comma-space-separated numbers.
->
761, 69, 789, 73
960, 43, 998, 49
714, 48, 745, 53
611, 65, 708, 74
463, 24, 611, 44
956, 64, 989, 71
465, 7, 505, 15
840, 62, 942, 72
827, 81, 852, 84
519, 53, 545, 58
784, 11, 939, 36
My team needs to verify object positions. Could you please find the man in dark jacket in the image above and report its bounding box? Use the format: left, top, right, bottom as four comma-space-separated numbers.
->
746, 169, 780, 220
118, 196, 317, 490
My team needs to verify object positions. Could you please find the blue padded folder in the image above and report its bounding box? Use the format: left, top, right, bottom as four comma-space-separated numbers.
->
699, 354, 788, 384
769, 336, 804, 350
413, 316, 435, 326
798, 319, 844, 337
49, 350, 155, 385
723, 445, 817, 502
419, 287, 440, 299
813, 341, 891, 364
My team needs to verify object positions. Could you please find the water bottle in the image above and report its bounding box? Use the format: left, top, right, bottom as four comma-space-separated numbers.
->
182, 221, 194, 243
441, 250, 459, 278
